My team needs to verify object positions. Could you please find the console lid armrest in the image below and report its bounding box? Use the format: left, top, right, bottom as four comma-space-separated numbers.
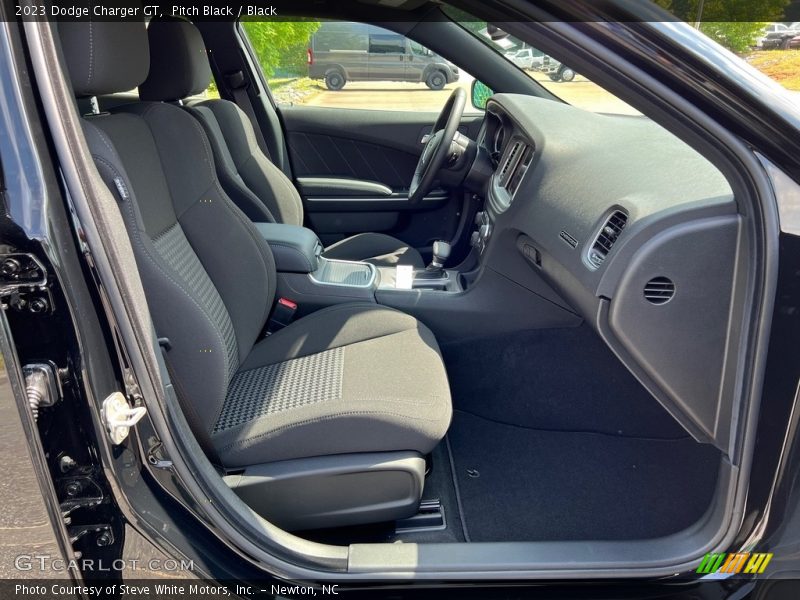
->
254, 223, 323, 274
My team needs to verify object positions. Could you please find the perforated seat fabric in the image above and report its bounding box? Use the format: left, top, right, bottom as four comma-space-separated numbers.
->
139, 18, 425, 269
59, 19, 451, 468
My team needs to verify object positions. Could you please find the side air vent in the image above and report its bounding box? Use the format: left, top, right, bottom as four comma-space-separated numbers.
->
644, 276, 675, 305
587, 210, 628, 268
498, 141, 523, 187
506, 145, 534, 198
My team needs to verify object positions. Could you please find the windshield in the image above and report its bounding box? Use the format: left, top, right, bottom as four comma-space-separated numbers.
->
450, 19, 641, 115
449, 9, 800, 116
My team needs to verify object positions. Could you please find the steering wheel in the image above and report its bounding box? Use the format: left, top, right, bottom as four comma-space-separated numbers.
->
408, 87, 467, 204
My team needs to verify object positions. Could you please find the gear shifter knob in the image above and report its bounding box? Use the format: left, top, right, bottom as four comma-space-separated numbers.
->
430, 240, 451, 269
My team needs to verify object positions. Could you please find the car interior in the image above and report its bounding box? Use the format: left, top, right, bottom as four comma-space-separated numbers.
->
41, 0, 764, 576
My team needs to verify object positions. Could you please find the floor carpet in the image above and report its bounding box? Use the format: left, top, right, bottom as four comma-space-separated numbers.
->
441, 327, 721, 542
447, 410, 720, 542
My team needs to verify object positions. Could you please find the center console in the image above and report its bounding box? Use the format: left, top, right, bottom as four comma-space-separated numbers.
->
254, 223, 373, 316
255, 222, 470, 318
254, 210, 567, 344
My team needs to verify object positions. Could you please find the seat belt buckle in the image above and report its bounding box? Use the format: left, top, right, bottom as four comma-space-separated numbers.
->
267, 298, 297, 335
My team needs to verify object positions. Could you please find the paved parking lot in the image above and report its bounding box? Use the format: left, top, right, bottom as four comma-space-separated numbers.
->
304, 76, 476, 112
293, 71, 641, 115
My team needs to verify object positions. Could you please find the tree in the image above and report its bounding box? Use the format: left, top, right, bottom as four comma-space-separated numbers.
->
655, 0, 787, 21
699, 22, 770, 52
241, 20, 321, 77
655, 0, 788, 52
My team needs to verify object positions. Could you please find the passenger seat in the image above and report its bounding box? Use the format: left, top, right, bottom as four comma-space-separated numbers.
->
58, 19, 451, 531
139, 18, 425, 269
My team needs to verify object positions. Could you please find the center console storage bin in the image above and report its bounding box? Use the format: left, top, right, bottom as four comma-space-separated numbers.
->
312, 258, 375, 287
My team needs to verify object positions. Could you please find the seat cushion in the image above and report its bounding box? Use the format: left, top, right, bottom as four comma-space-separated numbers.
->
210, 303, 451, 467
323, 232, 425, 268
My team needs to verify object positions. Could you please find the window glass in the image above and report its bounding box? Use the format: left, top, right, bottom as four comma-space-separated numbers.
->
449, 9, 800, 114
240, 20, 479, 113
410, 40, 429, 56
448, 17, 641, 115
369, 34, 406, 54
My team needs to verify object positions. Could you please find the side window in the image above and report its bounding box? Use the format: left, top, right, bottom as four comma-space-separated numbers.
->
368, 34, 406, 54
240, 20, 478, 112
410, 40, 430, 56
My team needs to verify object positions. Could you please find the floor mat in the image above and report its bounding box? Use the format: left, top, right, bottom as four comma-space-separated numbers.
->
441, 327, 690, 439
448, 410, 721, 542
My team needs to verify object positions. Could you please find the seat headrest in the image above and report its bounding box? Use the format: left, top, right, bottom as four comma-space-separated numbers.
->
59, 20, 149, 97
139, 19, 211, 102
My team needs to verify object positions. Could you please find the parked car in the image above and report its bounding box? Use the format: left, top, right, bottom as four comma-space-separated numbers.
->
541, 58, 577, 81
758, 23, 797, 49
308, 21, 459, 90
786, 34, 800, 50
505, 47, 548, 70
6, 0, 800, 596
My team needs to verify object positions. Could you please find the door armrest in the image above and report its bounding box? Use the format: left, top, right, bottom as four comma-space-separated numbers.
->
296, 177, 393, 197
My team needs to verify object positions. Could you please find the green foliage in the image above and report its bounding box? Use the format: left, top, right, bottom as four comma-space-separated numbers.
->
455, 20, 487, 36
699, 22, 770, 52
655, 0, 787, 21
655, 0, 788, 52
241, 20, 321, 77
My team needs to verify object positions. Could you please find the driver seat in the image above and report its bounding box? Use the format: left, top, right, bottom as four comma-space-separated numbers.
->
139, 18, 425, 269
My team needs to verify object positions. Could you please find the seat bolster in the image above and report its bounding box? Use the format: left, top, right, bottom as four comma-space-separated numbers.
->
186, 103, 276, 223
81, 117, 232, 457
323, 232, 425, 268
196, 99, 305, 226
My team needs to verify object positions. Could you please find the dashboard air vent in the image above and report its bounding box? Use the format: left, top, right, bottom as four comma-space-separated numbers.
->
499, 141, 523, 187
644, 277, 675, 305
588, 210, 628, 268
506, 145, 534, 198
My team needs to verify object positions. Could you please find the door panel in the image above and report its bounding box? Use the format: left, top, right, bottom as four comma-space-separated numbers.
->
279, 106, 484, 248
281, 106, 483, 184
287, 130, 418, 189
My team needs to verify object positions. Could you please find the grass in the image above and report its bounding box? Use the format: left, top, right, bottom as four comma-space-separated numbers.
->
745, 50, 800, 91
197, 77, 322, 105
266, 76, 324, 104
266, 77, 302, 89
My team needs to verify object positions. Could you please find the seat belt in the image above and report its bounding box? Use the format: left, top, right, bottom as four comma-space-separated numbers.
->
224, 70, 273, 160
264, 297, 298, 337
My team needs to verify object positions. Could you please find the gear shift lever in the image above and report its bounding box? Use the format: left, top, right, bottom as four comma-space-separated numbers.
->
411, 240, 452, 289
427, 241, 451, 273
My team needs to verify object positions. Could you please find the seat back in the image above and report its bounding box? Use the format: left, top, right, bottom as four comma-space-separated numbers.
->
139, 18, 304, 227
59, 20, 277, 455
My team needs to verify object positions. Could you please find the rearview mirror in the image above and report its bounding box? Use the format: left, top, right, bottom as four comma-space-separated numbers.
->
486, 24, 510, 41
471, 80, 494, 110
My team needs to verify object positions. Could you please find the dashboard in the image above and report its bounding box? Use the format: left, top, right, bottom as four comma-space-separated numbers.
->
473, 94, 742, 451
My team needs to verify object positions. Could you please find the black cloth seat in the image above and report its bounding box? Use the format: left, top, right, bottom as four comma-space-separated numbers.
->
215, 303, 451, 467
58, 21, 451, 472
138, 18, 425, 269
